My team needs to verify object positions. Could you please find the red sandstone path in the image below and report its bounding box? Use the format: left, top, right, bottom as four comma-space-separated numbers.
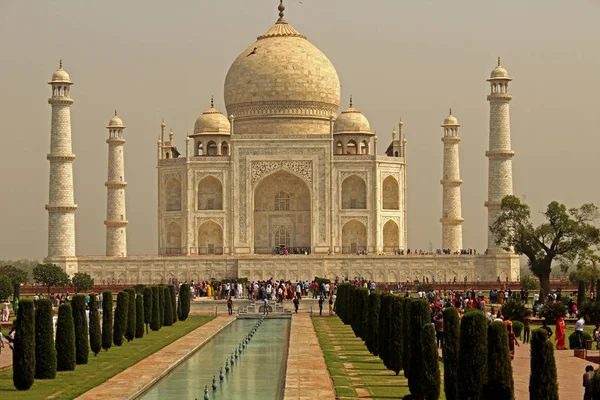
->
0, 345, 12, 371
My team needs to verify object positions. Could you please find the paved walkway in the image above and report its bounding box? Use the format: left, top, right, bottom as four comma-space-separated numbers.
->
76, 315, 235, 400
0, 345, 12, 371
284, 312, 336, 400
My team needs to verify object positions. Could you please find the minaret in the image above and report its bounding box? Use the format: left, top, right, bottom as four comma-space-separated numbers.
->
46, 61, 77, 259
440, 109, 464, 253
105, 111, 128, 256
485, 57, 514, 253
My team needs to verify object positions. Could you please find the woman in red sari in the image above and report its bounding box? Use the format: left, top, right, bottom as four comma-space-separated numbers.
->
506, 320, 519, 359
555, 316, 566, 350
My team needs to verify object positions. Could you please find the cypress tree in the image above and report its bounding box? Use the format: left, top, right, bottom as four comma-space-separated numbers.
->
422, 324, 441, 400
151, 286, 161, 330
102, 291, 113, 351
179, 284, 191, 321
579, 280, 587, 309
488, 321, 514, 398
352, 287, 368, 340
158, 286, 165, 328
169, 285, 177, 324
388, 296, 404, 375
71, 294, 89, 365
529, 328, 558, 400
366, 292, 380, 355
458, 310, 488, 400
113, 291, 129, 346
125, 288, 136, 342
177, 288, 183, 321
89, 294, 102, 356
402, 296, 411, 379
13, 298, 35, 390
442, 307, 460, 400
408, 299, 431, 395
34, 298, 56, 379
163, 286, 173, 327
377, 293, 392, 367
596, 280, 600, 304
56, 303, 76, 371
135, 294, 144, 338
143, 286, 153, 333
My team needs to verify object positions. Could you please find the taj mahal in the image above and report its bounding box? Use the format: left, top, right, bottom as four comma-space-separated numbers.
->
44, 2, 519, 284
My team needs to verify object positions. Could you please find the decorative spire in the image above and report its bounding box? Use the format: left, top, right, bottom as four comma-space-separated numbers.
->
349, 95, 353, 108
211, 95, 214, 108
160, 119, 166, 128
59, 59, 63, 69
498, 56, 501, 66
449, 108, 452, 115
114, 109, 118, 117
278, 0, 285, 20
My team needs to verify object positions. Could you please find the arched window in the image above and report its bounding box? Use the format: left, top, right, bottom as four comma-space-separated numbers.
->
197, 142, 204, 156
275, 228, 291, 248
361, 140, 369, 155
221, 142, 229, 156
336, 140, 343, 155
347, 140, 357, 155
274, 191, 290, 211
207, 141, 218, 156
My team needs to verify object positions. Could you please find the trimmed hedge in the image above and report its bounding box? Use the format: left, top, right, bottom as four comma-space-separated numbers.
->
151, 286, 160, 331
365, 292, 380, 356
169, 285, 177, 324
388, 296, 403, 376
569, 331, 592, 349
401, 296, 411, 379
352, 287, 369, 340
89, 294, 102, 356
458, 310, 488, 400
529, 328, 558, 400
125, 288, 136, 342
102, 291, 113, 351
442, 307, 460, 400
378, 293, 392, 367
71, 294, 89, 365
13, 298, 35, 390
135, 294, 145, 339
488, 321, 514, 399
179, 284, 191, 321
56, 303, 76, 371
35, 298, 56, 379
163, 286, 173, 327
158, 286, 165, 329
408, 299, 431, 395
143, 286, 153, 333
113, 291, 129, 346
422, 324, 441, 400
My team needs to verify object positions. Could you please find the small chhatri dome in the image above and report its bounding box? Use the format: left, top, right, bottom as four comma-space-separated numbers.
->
333, 97, 372, 134
107, 110, 124, 128
443, 108, 458, 125
50, 59, 72, 83
489, 57, 510, 79
194, 99, 231, 135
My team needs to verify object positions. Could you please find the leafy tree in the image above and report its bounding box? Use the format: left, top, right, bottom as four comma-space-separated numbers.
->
71, 272, 94, 293
56, 303, 76, 371
33, 264, 70, 295
179, 284, 191, 321
442, 307, 460, 400
113, 291, 128, 346
158, 286, 165, 329
35, 298, 57, 379
488, 321, 514, 399
491, 195, 600, 299
579, 280, 587, 309
89, 294, 102, 356
13, 298, 35, 390
125, 288, 136, 342
408, 299, 431, 395
143, 286, 153, 333
421, 324, 441, 400
0, 275, 12, 300
458, 310, 488, 400
151, 286, 161, 330
163, 287, 173, 327
102, 291, 113, 351
71, 294, 89, 365
169, 285, 177, 324
529, 328, 558, 400
135, 294, 144, 339
0, 264, 28, 287
519, 275, 540, 290
365, 292, 380, 356
0, 260, 35, 283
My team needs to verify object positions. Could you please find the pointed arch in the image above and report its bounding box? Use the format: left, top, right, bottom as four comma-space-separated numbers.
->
336, 140, 343, 155
206, 141, 218, 156
166, 221, 182, 254
198, 176, 223, 210
341, 219, 367, 254
347, 140, 357, 155
197, 221, 224, 255
383, 220, 399, 252
382, 175, 400, 210
341, 175, 366, 209
166, 178, 182, 211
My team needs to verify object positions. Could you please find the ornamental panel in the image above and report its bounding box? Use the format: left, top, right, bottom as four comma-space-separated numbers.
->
251, 161, 312, 186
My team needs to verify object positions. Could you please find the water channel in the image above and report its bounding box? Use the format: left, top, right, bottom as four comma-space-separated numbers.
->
140, 319, 291, 400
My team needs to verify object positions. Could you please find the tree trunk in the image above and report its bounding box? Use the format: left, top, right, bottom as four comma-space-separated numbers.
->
538, 273, 550, 302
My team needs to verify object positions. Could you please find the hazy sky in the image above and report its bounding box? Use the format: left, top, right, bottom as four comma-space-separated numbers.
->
1, 0, 599, 261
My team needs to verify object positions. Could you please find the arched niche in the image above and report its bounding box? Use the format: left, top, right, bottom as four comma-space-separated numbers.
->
197, 221, 223, 255
382, 175, 400, 210
166, 221, 182, 254
341, 175, 366, 209
198, 176, 223, 210
166, 178, 182, 211
383, 220, 399, 252
341, 219, 367, 254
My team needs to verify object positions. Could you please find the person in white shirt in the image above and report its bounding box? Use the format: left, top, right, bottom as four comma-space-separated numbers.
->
324, 283, 330, 298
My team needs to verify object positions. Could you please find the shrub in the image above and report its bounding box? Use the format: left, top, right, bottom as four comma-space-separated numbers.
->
163, 286, 173, 327
422, 324, 441, 400
169, 285, 177, 324
579, 301, 600, 325
388, 296, 404, 375
89, 294, 102, 356
458, 310, 488, 400
442, 307, 460, 400
512, 321, 524, 338
143, 286, 153, 333
125, 288, 136, 342
34, 298, 56, 379
538, 302, 567, 325
179, 284, 191, 321
135, 294, 144, 339
591, 368, 600, 398
501, 300, 528, 322
101, 291, 113, 351
56, 303, 76, 371
377, 293, 392, 368
151, 287, 160, 330
71, 294, 89, 365
366, 292, 380, 356
487, 321, 514, 398
408, 299, 431, 395
569, 331, 592, 349
529, 329, 558, 400
113, 291, 129, 346
158, 286, 165, 329
13, 298, 35, 390
520, 275, 540, 290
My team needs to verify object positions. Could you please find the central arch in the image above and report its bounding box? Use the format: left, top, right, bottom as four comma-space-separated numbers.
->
253, 169, 311, 254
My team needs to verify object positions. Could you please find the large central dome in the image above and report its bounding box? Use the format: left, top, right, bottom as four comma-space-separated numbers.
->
224, 4, 340, 135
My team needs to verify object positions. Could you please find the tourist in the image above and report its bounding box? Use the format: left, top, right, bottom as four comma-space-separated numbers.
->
6, 326, 15, 350
576, 314, 586, 349
0, 329, 4, 363
1, 300, 9, 322
594, 324, 600, 350
293, 295, 299, 314
523, 312, 531, 344
584, 365, 595, 400
227, 297, 233, 316
318, 295, 324, 316
434, 311, 444, 348
263, 296, 269, 316
506, 321, 519, 359
541, 319, 553, 340
555, 316, 566, 350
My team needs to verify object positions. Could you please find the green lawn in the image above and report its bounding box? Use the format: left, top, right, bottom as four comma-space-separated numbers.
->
313, 317, 445, 399
0, 316, 214, 399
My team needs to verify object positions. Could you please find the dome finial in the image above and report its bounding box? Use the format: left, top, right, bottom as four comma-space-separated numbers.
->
59, 59, 62, 69
114, 109, 118, 117
498, 56, 501, 66
211, 95, 214, 108
449, 108, 452, 115
349, 95, 353, 108
278, 0, 285, 19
